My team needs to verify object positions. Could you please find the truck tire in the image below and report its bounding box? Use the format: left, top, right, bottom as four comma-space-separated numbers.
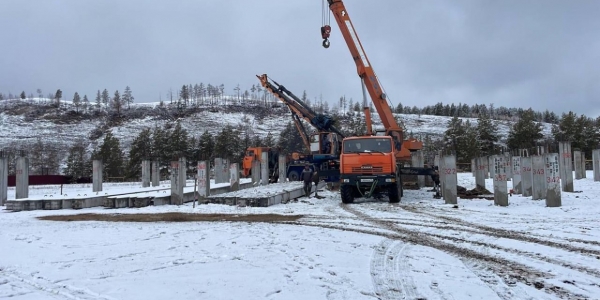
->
288, 170, 300, 181
388, 180, 401, 203
341, 185, 354, 204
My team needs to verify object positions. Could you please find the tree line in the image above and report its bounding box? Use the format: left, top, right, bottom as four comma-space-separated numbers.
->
58, 121, 305, 182
4, 85, 590, 128
439, 108, 600, 164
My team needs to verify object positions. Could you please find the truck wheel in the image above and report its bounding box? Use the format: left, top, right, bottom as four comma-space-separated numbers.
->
288, 170, 300, 181
341, 185, 354, 204
388, 180, 401, 203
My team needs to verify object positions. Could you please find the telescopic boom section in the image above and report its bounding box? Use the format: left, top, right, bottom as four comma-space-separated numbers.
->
256, 74, 345, 139
324, 0, 404, 147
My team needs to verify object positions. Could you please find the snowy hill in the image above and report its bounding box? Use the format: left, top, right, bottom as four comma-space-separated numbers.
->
0, 98, 554, 153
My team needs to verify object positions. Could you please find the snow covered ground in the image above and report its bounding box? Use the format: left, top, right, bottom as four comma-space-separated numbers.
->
1, 171, 600, 299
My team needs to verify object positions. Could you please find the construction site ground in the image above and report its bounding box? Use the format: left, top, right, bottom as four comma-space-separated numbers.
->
2, 171, 600, 300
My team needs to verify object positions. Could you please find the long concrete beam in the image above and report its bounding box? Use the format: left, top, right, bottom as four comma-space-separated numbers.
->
6, 179, 253, 212
207, 182, 325, 207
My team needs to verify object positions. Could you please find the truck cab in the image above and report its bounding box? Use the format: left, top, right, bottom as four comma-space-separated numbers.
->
339, 136, 401, 203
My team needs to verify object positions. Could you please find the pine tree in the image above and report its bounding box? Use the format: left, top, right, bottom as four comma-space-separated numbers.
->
276, 122, 305, 153
255, 84, 262, 102
126, 128, 152, 178
462, 121, 480, 162
20, 91, 26, 99
72, 92, 81, 113
97, 131, 124, 179
343, 113, 366, 137
581, 117, 600, 157
101, 89, 110, 106
476, 112, 499, 156
169, 121, 189, 159
233, 84, 241, 101
552, 111, 577, 143
29, 138, 46, 174
219, 84, 225, 101
553, 112, 600, 156
180, 85, 189, 106
507, 108, 544, 150
263, 132, 276, 147
54, 89, 62, 108
250, 84, 256, 99
395, 103, 403, 113
198, 130, 215, 161
214, 125, 240, 160
45, 145, 61, 175
63, 141, 88, 181
252, 135, 263, 147
187, 135, 198, 160
152, 126, 169, 165
95, 90, 102, 109
82, 95, 89, 113
112, 90, 122, 116
123, 86, 134, 109
240, 131, 252, 152
443, 117, 479, 163
443, 116, 466, 152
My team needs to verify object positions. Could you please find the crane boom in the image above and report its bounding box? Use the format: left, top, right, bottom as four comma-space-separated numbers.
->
323, 0, 404, 150
256, 74, 345, 139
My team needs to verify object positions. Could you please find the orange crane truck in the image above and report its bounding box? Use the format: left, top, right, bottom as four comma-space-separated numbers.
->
322, 0, 435, 203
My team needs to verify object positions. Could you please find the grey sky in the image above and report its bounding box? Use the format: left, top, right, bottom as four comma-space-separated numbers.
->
1, 0, 599, 118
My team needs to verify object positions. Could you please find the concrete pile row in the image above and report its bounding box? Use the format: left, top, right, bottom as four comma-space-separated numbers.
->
470, 143, 600, 207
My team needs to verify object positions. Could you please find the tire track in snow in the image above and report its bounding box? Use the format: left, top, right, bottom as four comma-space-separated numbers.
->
290, 204, 586, 299
370, 239, 422, 300
346, 204, 600, 297
398, 205, 600, 258
0, 268, 117, 300
348, 205, 600, 279
460, 259, 537, 300
343, 204, 600, 280
388, 242, 421, 300
309, 209, 600, 269
283, 220, 558, 299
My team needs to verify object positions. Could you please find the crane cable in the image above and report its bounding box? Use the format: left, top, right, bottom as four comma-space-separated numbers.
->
321, 0, 330, 26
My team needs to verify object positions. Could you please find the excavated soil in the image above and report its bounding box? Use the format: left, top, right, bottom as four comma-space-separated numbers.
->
37, 213, 304, 223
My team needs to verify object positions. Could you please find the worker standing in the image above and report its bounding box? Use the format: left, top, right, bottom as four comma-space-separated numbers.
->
311, 170, 320, 197
301, 165, 313, 197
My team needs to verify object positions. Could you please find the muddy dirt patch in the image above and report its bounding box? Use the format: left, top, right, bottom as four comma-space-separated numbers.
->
37, 213, 304, 223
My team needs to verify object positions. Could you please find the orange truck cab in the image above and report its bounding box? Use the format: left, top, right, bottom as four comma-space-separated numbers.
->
339, 136, 402, 204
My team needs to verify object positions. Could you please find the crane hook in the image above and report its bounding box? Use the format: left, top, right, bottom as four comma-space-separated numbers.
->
321, 25, 331, 48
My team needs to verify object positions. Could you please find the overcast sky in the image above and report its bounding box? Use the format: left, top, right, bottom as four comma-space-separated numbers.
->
1, 0, 599, 117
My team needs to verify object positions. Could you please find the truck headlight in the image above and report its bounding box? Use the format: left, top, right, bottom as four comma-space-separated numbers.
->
385, 178, 395, 182
342, 179, 349, 183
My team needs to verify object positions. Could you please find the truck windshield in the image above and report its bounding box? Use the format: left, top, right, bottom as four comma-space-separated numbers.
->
343, 138, 392, 153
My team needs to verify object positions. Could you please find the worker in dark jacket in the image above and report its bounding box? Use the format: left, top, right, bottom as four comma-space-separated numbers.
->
301, 165, 313, 197
312, 170, 320, 197
431, 166, 440, 187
